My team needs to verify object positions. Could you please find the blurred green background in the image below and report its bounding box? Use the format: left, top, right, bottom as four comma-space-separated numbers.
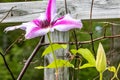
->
0, 0, 120, 80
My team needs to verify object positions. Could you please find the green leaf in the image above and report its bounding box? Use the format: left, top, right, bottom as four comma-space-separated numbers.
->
77, 48, 95, 65
107, 65, 120, 80
80, 63, 95, 69
96, 43, 107, 73
47, 59, 74, 68
61, 44, 67, 49
70, 49, 78, 55
107, 66, 116, 73
35, 66, 45, 69
42, 44, 67, 57
35, 59, 74, 69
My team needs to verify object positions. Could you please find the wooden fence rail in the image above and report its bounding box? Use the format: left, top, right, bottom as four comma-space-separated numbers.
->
0, 0, 120, 23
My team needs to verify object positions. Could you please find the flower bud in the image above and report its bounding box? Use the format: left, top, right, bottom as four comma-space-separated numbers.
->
96, 43, 107, 73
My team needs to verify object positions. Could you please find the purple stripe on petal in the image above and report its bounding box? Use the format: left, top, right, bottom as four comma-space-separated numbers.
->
25, 27, 41, 39
54, 20, 81, 26
46, 0, 56, 22
52, 14, 82, 31
46, 0, 51, 21
29, 27, 41, 33
32, 19, 42, 27
25, 27, 49, 39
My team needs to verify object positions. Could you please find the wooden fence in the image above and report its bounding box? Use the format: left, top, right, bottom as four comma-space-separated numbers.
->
0, 0, 120, 80
0, 0, 120, 23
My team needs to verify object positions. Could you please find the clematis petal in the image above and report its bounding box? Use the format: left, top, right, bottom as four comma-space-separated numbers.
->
4, 13, 48, 39
52, 14, 82, 31
22, 20, 42, 39
46, 0, 56, 22
4, 25, 26, 32
38, 13, 47, 21
24, 15, 49, 39
25, 28, 50, 39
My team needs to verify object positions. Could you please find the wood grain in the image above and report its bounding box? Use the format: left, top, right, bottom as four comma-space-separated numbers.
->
0, 0, 120, 23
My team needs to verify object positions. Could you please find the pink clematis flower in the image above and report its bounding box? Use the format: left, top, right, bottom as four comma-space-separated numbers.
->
4, 0, 82, 39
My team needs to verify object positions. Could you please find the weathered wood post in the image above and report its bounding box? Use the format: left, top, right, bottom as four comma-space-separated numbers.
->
43, 0, 83, 79
44, 0, 69, 80
44, 31, 69, 80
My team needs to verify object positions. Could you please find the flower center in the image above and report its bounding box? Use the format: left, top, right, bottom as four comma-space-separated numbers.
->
33, 19, 51, 29
41, 20, 50, 28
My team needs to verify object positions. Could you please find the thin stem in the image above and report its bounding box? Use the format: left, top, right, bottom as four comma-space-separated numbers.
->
40, 34, 120, 46
73, 30, 79, 50
103, 24, 108, 37
64, 0, 68, 14
4, 33, 24, 55
17, 36, 43, 80
47, 33, 58, 78
100, 73, 103, 80
0, 6, 16, 23
111, 24, 114, 49
111, 64, 119, 80
89, 0, 94, 31
89, 0, 95, 55
72, 30, 80, 80
0, 52, 15, 80
89, 32, 96, 55
116, 64, 120, 80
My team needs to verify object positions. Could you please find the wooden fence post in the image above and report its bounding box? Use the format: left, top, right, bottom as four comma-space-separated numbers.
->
44, 31, 69, 80
43, 0, 76, 79
43, 1, 70, 80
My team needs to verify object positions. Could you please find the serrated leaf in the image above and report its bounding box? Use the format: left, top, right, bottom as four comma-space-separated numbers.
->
70, 49, 78, 55
107, 66, 116, 73
77, 48, 95, 65
42, 44, 67, 57
80, 63, 95, 69
96, 43, 107, 73
35, 59, 74, 69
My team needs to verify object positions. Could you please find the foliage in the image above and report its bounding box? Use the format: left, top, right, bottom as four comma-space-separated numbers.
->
42, 44, 67, 57
0, 23, 44, 80
107, 64, 120, 80
35, 59, 74, 69
0, 0, 120, 80
1, 21, 120, 80
71, 48, 96, 69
